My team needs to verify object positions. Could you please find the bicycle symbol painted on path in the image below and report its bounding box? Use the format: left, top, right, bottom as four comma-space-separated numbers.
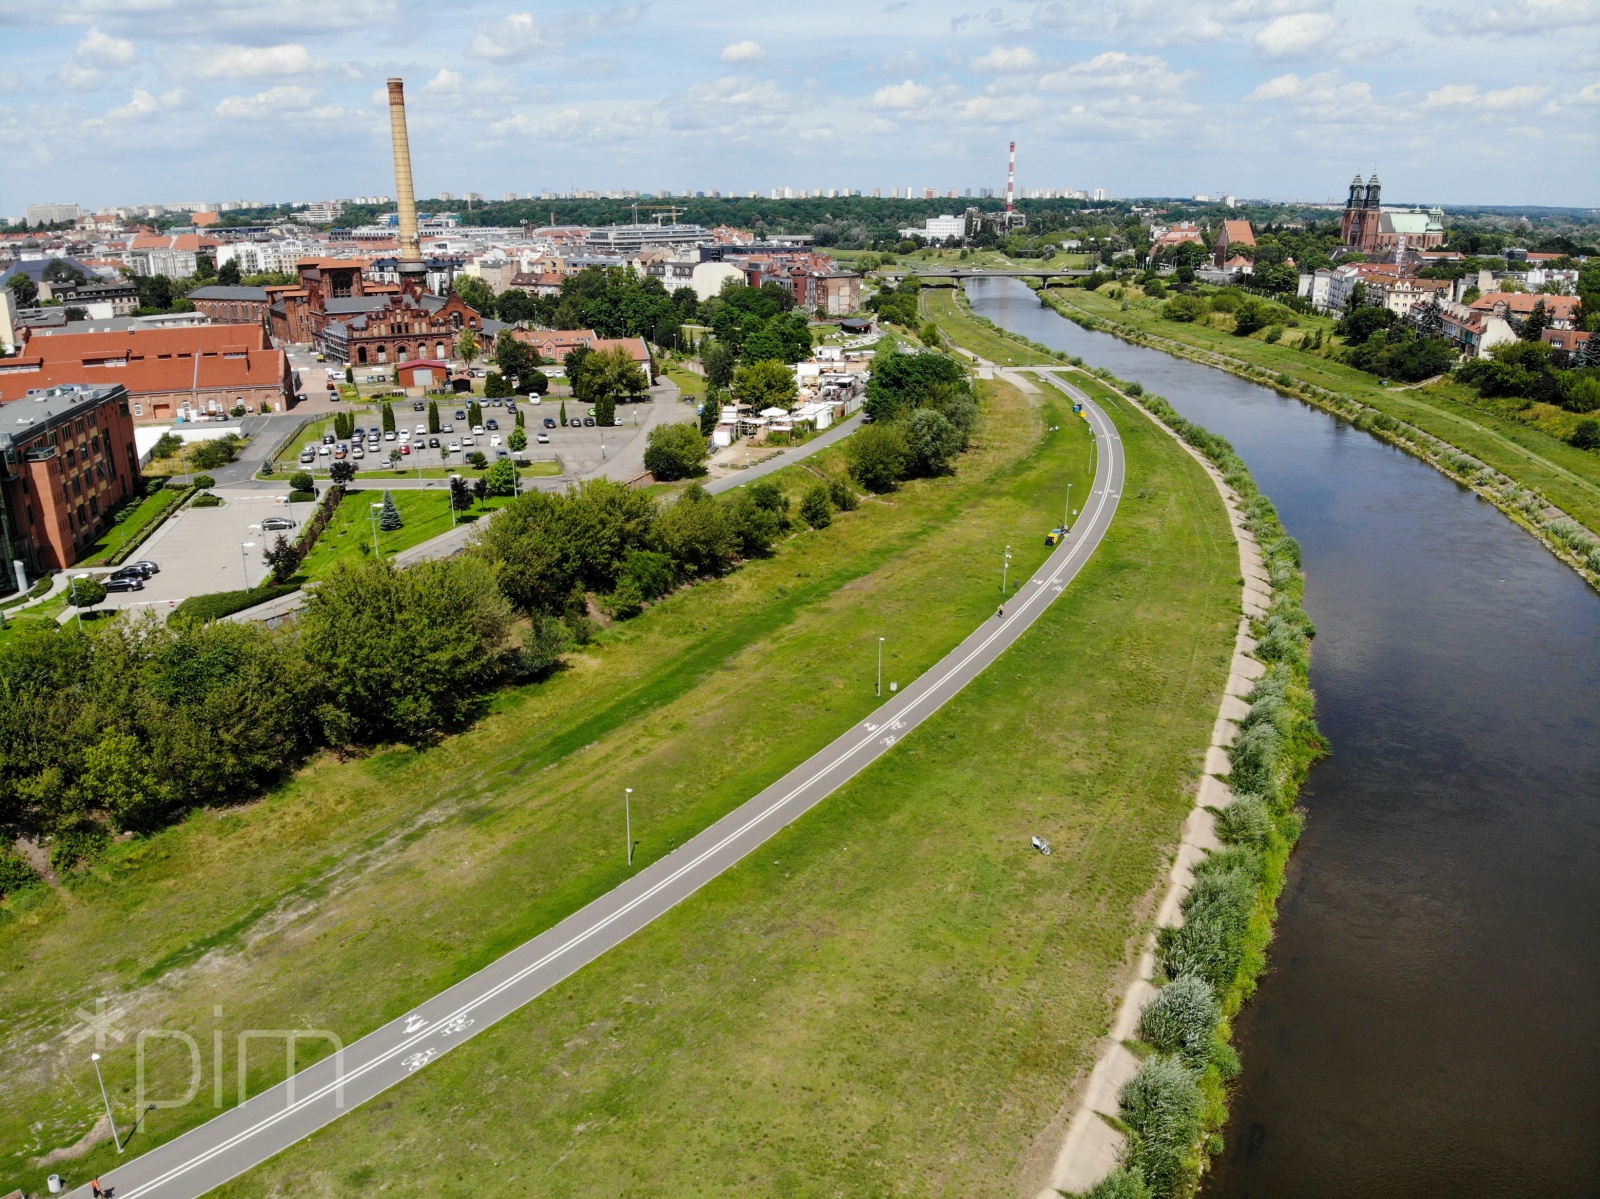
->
401, 1048, 437, 1073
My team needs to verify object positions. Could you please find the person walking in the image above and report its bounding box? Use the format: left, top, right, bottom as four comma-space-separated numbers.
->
91, 1179, 104, 1199
996, 606, 1004, 619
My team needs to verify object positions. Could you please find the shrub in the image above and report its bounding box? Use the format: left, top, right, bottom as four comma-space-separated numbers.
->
1118, 1055, 1203, 1198
1084, 1168, 1153, 1199
171, 582, 299, 624
288, 489, 316, 504
1138, 975, 1218, 1067
0, 846, 40, 897
484, 458, 518, 497
827, 476, 858, 511
191, 492, 223, 508
1569, 418, 1600, 450
1214, 793, 1273, 847
1156, 849, 1262, 993
619, 549, 676, 600
652, 484, 736, 576
847, 422, 911, 492
905, 407, 963, 476
643, 421, 709, 480
799, 482, 833, 529
192, 474, 216, 489
1162, 294, 1206, 323
289, 471, 315, 493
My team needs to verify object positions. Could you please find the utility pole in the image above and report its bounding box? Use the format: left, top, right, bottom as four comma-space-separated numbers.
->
1064, 483, 1072, 532
91, 1053, 123, 1153
1002, 544, 1012, 594
877, 636, 885, 697
625, 788, 634, 866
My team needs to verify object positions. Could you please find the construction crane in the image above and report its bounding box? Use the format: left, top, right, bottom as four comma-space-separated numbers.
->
630, 202, 687, 226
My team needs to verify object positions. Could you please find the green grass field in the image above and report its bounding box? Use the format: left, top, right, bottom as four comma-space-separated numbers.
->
1049, 286, 1600, 536
920, 287, 1064, 367
1, 373, 1112, 1193
206, 384, 1237, 1199
292, 489, 512, 579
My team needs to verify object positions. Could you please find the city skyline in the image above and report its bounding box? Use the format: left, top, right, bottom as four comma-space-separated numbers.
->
1, 0, 1598, 213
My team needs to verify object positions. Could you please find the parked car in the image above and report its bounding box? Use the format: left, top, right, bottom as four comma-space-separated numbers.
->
352, 447, 365, 459
384, 430, 396, 441
334, 445, 348, 458
415, 424, 426, 435
295, 392, 307, 404
489, 398, 503, 407
322, 432, 335, 445
299, 450, 316, 464
448, 441, 461, 453
442, 422, 455, 433
103, 576, 144, 593
461, 435, 476, 447
454, 409, 467, 420
496, 447, 510, 458
490, 435, 502, 447
428, 436, 440, 448
261, 516, 297, 531
536, 432, 549, 444
353, 426, 365, 439
413, 401, 425, 411
485, 418, 499, 430
542, 417, 556, 429
400, 443, 411, 455
583, 417, 596, 427
127, 560, 159, 575
472, 425, 485, 435
318, 444, 332, 456
109, 566, 148, 582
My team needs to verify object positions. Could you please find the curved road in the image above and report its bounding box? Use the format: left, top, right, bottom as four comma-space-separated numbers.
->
82, 373, 1124, 1199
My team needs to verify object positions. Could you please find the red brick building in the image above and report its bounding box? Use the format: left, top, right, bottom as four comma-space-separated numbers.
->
188, 284, 272, 332
506, 329, 654, 379
1214, 219, 1255, 269
0, 382, 142, 576
0, 325, 293, 423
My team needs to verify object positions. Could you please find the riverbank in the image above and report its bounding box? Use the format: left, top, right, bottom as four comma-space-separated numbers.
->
1037, 288, 1600, 593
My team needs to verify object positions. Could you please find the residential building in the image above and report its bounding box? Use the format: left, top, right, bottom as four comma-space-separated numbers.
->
1362, 274, 1453, 319
0, 325, 292, 422
897, 214, 966, 242
24, 202, 82, 227
0, 382, 142, 575
1438, 301, 1518, 359
1541, 328, 1591, 364
1470, 291, 1580, 330
506, 329, 655, 378
124, 233, 221, 278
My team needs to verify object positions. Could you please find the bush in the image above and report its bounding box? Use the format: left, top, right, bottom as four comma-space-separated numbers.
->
192, 474, 216, 489
188, 434, 245, 470
1214, 793, 1273, 847
290, 471, 315, 493
827, 477, 858, 511
0, 846, 40, 897
1138, 975, 1218, 1067
652, 484, 736, 576
643, 421, 709, 480
1118, 1055, 1203, 1198
171, 582, 300, 624
1569, 418, 1600, 450
1084, 1168, 1153, 1199
847, 422, 911, 492
905, 407, 963, 476
1156, 849, 1262, 993
619, 549, 676, 600
799, 482, 833, 529
484, 458, 518, 497
191, 491, 223, 508
1162, 294, 1207, 323
288, 489, 317, 504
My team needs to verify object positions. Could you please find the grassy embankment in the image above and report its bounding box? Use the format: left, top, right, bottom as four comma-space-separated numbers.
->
290, 490, 516, 579
3, 372, 1120, 1194
201, 377, 1238, 1199
1045, 285, 1600, 543
75, 488, 187, 567
920, 286, 1066, 367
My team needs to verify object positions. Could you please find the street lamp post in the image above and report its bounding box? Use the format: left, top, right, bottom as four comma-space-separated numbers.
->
625, 788, 634, 866
1064, 483, 1072, 532
369, 502, 383, 558
877, 636, 885, 698
90, 1053, 123, 1154
1002, 545, 1012, 595
239, 542, 255, 589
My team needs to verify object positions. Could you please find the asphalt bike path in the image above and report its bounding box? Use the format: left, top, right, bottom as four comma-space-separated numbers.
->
86, 379, 1124, 1199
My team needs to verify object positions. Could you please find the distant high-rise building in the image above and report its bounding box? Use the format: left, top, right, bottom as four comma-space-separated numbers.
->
439, 192, 454, 202
1093, 188, 1107, 202
25, 202, 81, 227
502, 192, 518, 202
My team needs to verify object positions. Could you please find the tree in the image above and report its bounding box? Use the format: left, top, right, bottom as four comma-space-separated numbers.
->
1162, 294, 1207, 322
652, 484, 736, 576
330, 459, 356, 485
585, 345, 649, 417
289, 471, 315, 493
79, 732, 173, 834
643, 422, 709, 480
485, 458, 519, 496
1232, 299, 1271, 337
559, 400, 569, 426
42, 260, 88, 286
427, 400, 440, 433
496, 288, 538, 324
263, 534, 301, 582
299, 557, 513, 744
799, 482, 833, 529
564, 345, 594, 399
379, 491, 404, 531
387, 448, 403, 470
495, 337, 541, 393
457, 328, 480, 367
702, 339, 737, 389
7, 273, 38, 308
467, 450, 488, 469
905, 408, 963, 476
847, 422, 911, 492
468, 400, 483, 429
508, 426, 528, 452
451, 274, 496, 315
1569, 419, 1600, 450
699, 391, 721, 435
595, 393, 616, 428
1520, 298, 1550, 342
71, 576, 107, 613
449, 475, 471, 513
863, 351, 967, 422
216, 259, 242, 286
484, 372, 512, 398
381, 401, 396, 433
731, 359, 798, 411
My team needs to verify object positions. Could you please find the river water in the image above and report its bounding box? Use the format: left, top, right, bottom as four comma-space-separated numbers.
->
966, 278, 1600, 1196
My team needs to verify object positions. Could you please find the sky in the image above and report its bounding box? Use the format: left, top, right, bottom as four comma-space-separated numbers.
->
1, 0, 1597, 216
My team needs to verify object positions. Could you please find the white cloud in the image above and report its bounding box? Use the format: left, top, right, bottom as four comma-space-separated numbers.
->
971, 45, 1041, 73
192, 44, 316, 80
1039, 51, 1194, 95
215, 85, 322, 120
797, 126, 833, 140
1423, 0, 1600, 35
874, 79, 934, 109
104, 88, 183, 122
75, 28, 137, 69
469, 5, 645, 61
1247, 69, 1377, 119
1424, 83, 1480, 107
1254, 12, 1339, 57
1481, 84, 1549, 108
720, 40, 765, 63
424, 69, 466, 94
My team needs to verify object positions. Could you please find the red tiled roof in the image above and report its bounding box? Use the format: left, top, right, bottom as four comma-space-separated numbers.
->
20, 324, 268, 357
0, 347, 288, 403
1471, 292, 1579, 318
1221, 220, 1256, 245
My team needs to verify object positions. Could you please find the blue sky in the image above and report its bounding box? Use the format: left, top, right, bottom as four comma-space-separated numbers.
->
1, 0, 1597, 215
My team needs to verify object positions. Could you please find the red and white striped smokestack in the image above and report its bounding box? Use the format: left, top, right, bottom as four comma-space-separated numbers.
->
1005, 140, 1016, 213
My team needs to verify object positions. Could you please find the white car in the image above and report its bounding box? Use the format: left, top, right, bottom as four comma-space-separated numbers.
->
461, 435, 475, 447
398, 429, 411, 441
490, 434, 502, 447
536, 432, 549, 444
352, 446, 365, 459
415, 424, 426, 435
472, 425, 485, 436
318, 444, 331, 456
448, 441, 461, 453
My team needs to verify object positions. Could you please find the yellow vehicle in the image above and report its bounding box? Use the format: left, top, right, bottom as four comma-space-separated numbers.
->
1045, 527, 1066, 546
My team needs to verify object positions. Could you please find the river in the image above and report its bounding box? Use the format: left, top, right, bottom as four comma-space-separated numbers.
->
966, 278, 1600, 1196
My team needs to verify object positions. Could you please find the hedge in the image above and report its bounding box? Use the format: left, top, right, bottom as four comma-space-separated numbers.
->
171, 582, 301, 624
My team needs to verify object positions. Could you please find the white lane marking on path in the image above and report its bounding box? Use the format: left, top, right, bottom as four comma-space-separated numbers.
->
115, 395, 1123, 1199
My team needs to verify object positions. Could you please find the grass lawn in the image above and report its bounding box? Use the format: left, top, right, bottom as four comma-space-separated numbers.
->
206, 383, 1237, 1199
662, 362, 707, 397
74, 487, 185, 567
1049, 286, 1600, 536
292, 489, 512, 579
0, 372, 1135, 1194
920, 286, 1063, 367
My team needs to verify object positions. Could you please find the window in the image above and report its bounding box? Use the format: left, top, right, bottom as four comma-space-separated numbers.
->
89, 496, 99, 516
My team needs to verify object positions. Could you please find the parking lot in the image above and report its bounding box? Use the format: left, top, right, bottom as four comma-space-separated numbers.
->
289, 395, 571, 474
93, 493, 307, 614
